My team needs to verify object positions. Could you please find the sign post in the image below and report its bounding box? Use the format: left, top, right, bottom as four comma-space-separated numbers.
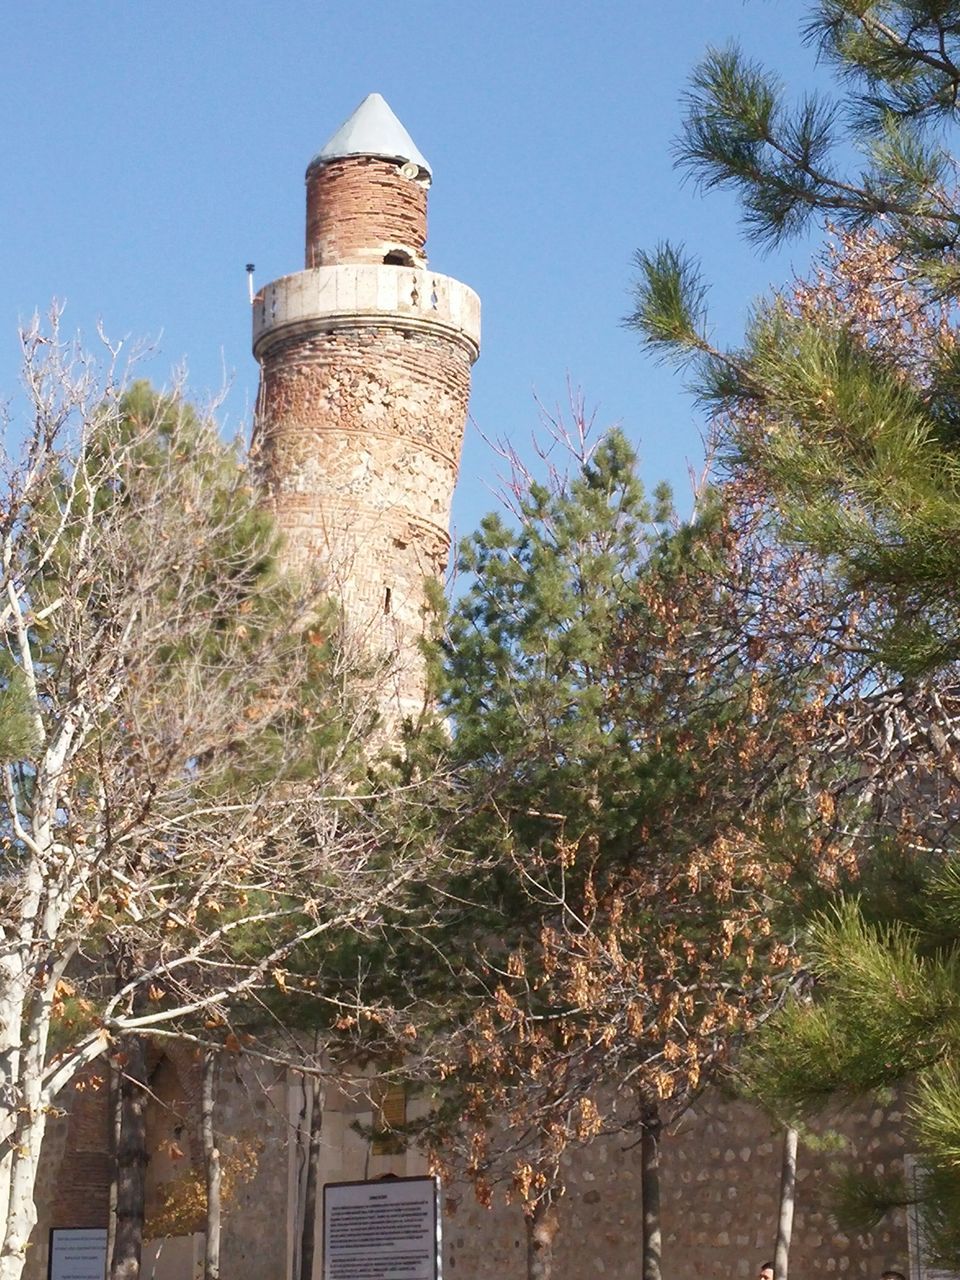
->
322, 1176, 440, 1280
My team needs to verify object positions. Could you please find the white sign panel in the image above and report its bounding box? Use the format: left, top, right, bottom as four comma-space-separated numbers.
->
49, 1229, 107, 1280
323, 1177, 440, 1280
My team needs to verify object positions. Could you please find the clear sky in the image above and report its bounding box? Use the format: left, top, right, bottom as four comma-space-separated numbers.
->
1, 1, 831, 539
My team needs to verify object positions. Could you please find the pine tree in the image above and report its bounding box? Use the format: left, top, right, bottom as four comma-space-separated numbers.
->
629, 2, 960, 676
409, 413, 826, 1280
626, 4, 960, 1268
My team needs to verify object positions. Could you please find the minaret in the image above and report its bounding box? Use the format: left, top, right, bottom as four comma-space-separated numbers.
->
252, 94, 480, 721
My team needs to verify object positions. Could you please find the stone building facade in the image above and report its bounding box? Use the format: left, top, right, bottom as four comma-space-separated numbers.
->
30, 95, 916, 1280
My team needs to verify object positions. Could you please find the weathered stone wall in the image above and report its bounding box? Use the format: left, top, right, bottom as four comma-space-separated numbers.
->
27, 1055, 295, 1280
441, 1089, 910, 1280
216, 1063, 293, 1280
659, 1092, 908, 1279
31, 1069, 912, 1280
142, 1044, 204, 1233
305, 156, 428, 269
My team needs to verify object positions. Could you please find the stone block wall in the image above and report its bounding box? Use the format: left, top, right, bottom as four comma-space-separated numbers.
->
216, 1063, 292, 1280
658, 1092, 908, 1279
31, 1069, 912, 1280
441, 1088, 910, 1280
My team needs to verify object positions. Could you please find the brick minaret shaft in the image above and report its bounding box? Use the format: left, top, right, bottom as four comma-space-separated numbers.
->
252, 94, 480, 721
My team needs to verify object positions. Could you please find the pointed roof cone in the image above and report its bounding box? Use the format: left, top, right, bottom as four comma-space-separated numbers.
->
308, 93, 432, 180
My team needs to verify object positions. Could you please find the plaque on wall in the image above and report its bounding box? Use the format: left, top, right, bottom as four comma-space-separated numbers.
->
323, 1175, 440, 1280
48, 1228, 107, 1280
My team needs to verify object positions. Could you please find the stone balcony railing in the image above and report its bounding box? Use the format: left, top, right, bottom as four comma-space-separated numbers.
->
252, 264, 481, 360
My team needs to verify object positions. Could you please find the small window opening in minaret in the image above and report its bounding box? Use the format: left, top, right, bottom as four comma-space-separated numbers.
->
384, 586, 392, 615
383, 250, 414, 266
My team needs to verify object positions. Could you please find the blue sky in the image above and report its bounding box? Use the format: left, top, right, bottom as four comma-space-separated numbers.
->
1, 1, 832, 540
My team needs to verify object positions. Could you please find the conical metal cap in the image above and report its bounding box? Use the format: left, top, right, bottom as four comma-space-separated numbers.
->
308, 93, 432, 179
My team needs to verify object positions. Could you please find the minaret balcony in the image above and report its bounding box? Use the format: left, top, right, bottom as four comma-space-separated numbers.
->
253, 264, 480, 361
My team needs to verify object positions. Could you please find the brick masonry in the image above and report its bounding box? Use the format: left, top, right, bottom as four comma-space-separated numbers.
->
256, 324, 471, 656
254, 148, 479, 722
305, 157, 428, 269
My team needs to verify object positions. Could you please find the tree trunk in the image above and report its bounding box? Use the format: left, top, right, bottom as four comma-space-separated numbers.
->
106, 1056, 123, 1274
773, 1126, 798, 1280
110, 1034, 150, 1280
0, 1000, 23, 1257
2, 1112, 46, 1280
202, 1050, 221, 1280
2, 984, 57, 1280
641, 1103, 663, 1280
524, 1199, 559, 1280
298, 1071, 324, 1280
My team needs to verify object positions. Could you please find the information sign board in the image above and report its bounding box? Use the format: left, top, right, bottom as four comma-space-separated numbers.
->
323, 1176, 440, 1280
48, 1228, 107, 1280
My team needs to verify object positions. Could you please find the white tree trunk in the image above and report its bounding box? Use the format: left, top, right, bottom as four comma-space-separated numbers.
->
0, 963, 27, 1240
1, 988, 54, 1280
202, 1051, 221, 1280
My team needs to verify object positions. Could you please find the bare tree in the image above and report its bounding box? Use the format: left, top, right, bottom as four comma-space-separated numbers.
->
0, 312, 440, 1280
